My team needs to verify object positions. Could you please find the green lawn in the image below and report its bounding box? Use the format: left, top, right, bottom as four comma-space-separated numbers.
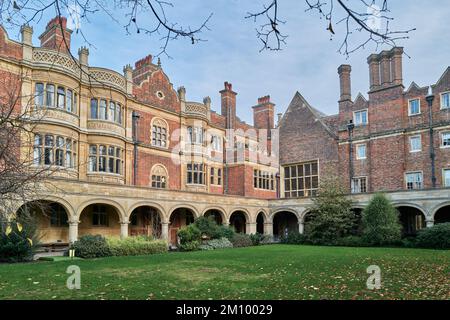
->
0, 245, 448, 300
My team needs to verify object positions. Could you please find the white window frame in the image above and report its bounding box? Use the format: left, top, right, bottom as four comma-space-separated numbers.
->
409, 135, 422, 153
405, 171, 423, 190
441, 132, 450, 148
440, 91, 450, 109
408, 98, 421, 116
351, 177, 368, 194
356, 144, 367, 160
443, 169, 450, 187
353, 110, 368, 126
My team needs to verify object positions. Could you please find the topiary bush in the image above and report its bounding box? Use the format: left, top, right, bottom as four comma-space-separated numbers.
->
71, 235, 112, 258
415, 223, 450, 249
199, 237, 233, 250
361, 193, 402, 246
107, 236, 167, 256
230, 233, 253, 248
0, 214, 40, 263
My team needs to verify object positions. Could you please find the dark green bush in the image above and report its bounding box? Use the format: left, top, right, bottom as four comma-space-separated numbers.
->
71, 235, 112, 258
280, 232, 308, 245
415, 223, 450, 249
335, 236, 366, 247
179, 240, 200, 251
230, 233, 253, 247
177, 224, 201, 245
250, 233, 264, 245
107, 236, 167, 256
0, 214, 39, 263
362, 193, 402, 246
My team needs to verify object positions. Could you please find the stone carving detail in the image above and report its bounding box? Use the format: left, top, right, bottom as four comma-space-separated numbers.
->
32, 49, 80, 75
152, 164, 168, 177
185, 102, 207, 117
32, 108, 79, 126
87, 120, 126, 137
89, 69, 126, 91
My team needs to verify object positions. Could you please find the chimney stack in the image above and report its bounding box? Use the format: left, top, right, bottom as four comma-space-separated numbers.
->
338, 65, 352, 102
39, 16, 72, 53
380, 50, 391, 86
220, 82, 237, 129
391, 47, 403, 86
367, 54, 381, 91
367, 47, 403, 92
132, 54, 157, 85
252, 95, 275, 130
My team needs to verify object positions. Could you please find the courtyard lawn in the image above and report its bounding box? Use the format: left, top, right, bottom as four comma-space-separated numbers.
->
0, 245, 448, 300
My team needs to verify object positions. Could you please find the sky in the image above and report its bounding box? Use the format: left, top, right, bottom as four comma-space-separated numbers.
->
5, 0, 450, 124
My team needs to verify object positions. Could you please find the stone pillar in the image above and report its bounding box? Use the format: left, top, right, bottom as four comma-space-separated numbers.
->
247, 223, 256, 235
68, 221, 79, 243
120, 222, 129, 239
123, 64, 133, 95
426, 220, 434, 228
299, 222, 305, 234
20, 25, 33, 61
161, 222, 169, 240
264, 222, 273, 236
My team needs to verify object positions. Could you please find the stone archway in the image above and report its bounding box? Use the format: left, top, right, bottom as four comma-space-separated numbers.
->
129, 206, 162, 238
78, 203, 122, 238
256, 212, 265, 234
229, 211, 247, 234
17, 200, 70, 244
204, 209, 225, 225
273, 211, 299, 239
397, 206, 426, 236
169, 208, 195, 245
434, 205, 450, 224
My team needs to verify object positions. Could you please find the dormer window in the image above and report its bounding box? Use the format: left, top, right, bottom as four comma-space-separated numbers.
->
353, 110, 368, 126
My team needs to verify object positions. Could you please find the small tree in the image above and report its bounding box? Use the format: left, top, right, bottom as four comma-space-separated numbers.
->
305, 177, 355, 245
361, 193, 402, 246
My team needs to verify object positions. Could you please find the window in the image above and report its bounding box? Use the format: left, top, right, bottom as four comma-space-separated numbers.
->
187, 126, 204, 145
354, 110, 368, 126
88, 144, 123, 174
152, 120, 168, 148
99, 99, 107, 120
187, 163, 205, 185
408, 99, 421, 116
351, 177, 367, 194
217, 168, 222, 186
409, 135, 422, 152
406, 172, 423, 190
108, 101, 116, 122
284, 161, 319, 198
92, 205, 108, 226
66, 90, 73, 112
90, 99, 98, 119
254, 170, 275, 190
34, 134, 76, 168
74, 92, 78, 114
57, 87, 65, 109
151, 165, 167, 188
211, 135, 222, 151
444, 169, 450, 187
34, 83, 44, 106
116, 104, 122, 124
46, 84, 55, 107
356, 144, 367, 160
210, 167, 215, 185
441, 92, 450, 109
50, 204, 68, 227
442, 132, 450, 147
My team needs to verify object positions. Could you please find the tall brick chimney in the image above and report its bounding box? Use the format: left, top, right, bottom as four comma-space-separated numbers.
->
367, 54, 381, 91
252, 95, 275, 130
391, 47, 403, 86
220, 82, 237, 129
338, 65, 352, 102
367, 47, 403, 92
380, 50, 391, 86
132, 54, 158, 85
39, 16, 72, 53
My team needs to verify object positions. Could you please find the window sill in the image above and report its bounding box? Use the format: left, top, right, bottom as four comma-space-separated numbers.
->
408, 113, 422, 117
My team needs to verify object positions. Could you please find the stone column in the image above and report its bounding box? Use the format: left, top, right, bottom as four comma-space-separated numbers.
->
264, 222, 273, 236
426, 220, 434, 228
247, 223, 256, 235
68, 221, 79, 243
120, 222, 129, 239
299, 222, 305, 234
161, 222, 169, 240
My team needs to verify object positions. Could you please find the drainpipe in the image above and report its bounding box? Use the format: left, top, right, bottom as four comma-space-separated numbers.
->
426, 87, 436, 188
132, 111, 140, 186
347, 120, 355, 192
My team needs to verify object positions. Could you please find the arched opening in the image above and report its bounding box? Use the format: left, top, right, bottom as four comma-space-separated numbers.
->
204, 209, 224, 225
129, 206, 162, 238
350, 208, 364, 236
17, 200, 69, 244
273, 211, 299, 239
229, 211, 247, 234
169, 208, 195, 245
256, 212, 265, 234
434, 205, 450, 224
397, 206, 426, 237
79, 203, 122, 238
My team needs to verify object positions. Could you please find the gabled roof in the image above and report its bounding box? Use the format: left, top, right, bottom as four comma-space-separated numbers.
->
354, 93, 367, 103
433, 67, 450, 87
280, 91, 338, 139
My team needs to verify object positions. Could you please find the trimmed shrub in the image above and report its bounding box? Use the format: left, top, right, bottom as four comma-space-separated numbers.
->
179, 240, 200, 251
415, 223, 450, 249
335, 236, 366, 247
250, 233, 264, 246
230, 233, 253, 248
362, 193, 402, 246
72, 235, 112, 258
215, 225, 236, 240
280, 232, 308, 245
107, 236, 167, 256
0, 214, 39, 263
177, 224, 201, 245
199, 237, 233, 250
